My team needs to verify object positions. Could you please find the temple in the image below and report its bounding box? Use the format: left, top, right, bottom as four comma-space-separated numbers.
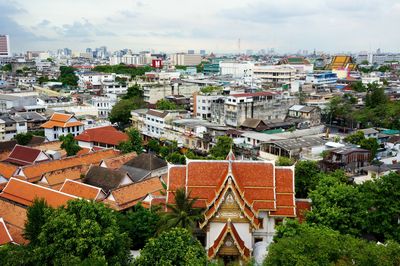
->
166, 151, 296, 264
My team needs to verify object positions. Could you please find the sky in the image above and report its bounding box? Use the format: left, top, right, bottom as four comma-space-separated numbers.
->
1, 0, 400, 54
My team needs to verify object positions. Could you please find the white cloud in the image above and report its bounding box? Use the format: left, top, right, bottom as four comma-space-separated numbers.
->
1, 0, 399, 53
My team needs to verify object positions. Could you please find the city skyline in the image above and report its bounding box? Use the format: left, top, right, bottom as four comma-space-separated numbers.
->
1, 0, 400, 53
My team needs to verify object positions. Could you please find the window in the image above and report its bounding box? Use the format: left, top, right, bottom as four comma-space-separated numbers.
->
18, 122, 25, 126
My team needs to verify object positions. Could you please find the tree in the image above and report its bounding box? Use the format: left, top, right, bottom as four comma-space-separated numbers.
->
133, 228, 207, 266
351, 81, 367, 92
156, 99, 178, 110
118, 204, 160, 250
344, 130, 365, 144
59, 133, 81, 156
110, 98, 144, 128
344, 131, 379, 159
166, 151, 186, 165
306, 174, 365, 236
58, 66, 78, 87
123, 84, 142, 99
158, 188, 203, 233
24, 198, 52, 245
210, 136, 233, 159
1, 63, 12, 72
365, 82, 387, 108
200, 86, 222, 94
264, 220, 400, 266
31, 200, 130, 265
295, 160, 321, 198
276, 156, 294, 166
14, 132, 33, 145
358, 173, 400, 242
147, 139, 161, 153
117, 128, 143, 154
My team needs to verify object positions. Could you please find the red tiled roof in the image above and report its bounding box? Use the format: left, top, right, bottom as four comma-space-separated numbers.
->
0, 178, 77, 208
0, 199, 27, 245
296, 199, 312, 223
207, 222, 251, 260
41, 113, 83, 129
270, 167, 296, 217
0, 217, 13, 245
75, 126, 128, 146
167, 159, 296, 227
3, 145, 48, 166
108, 177, 163, 211
0, 162, 18, 179
38, 165, 88, 190
100, 152, 137, 169
60, 179, 102, 200
18, 149, 120, 182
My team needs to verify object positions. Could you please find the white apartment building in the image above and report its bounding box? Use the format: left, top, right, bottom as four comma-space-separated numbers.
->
171, 53, 202, 66
193, 94, 221, 120
41, 113, 84, 141
77, 72, 115, 89
219, 61, 254, 78
91, 94, 117, 118
142, 82, 200, 104
143, 109, 169, 139
252, 65, 296, 85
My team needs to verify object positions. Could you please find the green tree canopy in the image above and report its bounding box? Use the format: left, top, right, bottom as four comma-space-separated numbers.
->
109, 98, 144, 128
117, 128, 143, 154
155, 99, 179, 110
14, 132, 33, 145
123, 84, 143, 99
209, 136, 233, 159
133, 228, 207, 266
59, 133, 81, 156
58, 66, 78, 87
264, 220, 400, 266
23, 198, 52, 246
295, 160, 321, 198
147, 139, 161, 153
118, 204, 160, 250
276, 156, 294, 166
32, 200, 130, 265
158, 188, 203, 233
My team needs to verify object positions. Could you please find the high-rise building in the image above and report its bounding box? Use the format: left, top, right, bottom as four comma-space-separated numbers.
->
200, 49, 206, 55
0, 35, 11, 57
187, 49, 195, 54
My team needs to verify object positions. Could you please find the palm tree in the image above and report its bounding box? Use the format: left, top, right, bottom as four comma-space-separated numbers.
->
158, 188, 203, 233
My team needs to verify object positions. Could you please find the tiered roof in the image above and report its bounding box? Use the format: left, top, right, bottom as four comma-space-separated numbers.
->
59, 179, 104, 200
207, 221, 251, 260
41, 113, 83, 129
4, 145, 49, 166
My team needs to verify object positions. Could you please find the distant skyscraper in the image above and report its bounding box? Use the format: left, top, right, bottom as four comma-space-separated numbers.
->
200, 50, 206, 55
187, 49, 195, 54
86, 48, 92, 54
0, 35, 11, 57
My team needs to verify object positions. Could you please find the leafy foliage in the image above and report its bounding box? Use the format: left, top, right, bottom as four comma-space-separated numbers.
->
265, 220, 400, 266
58, 66, 78, 87
165, 151, 186, 165
276, 156, 294, 166
200, 86, 222, 94
146, 139, 161, 153
14, 132, 33, 145
158, 188, 203, 233
209, 136, 233, 159
93, 65, 153, 79
123, 84, 143, 99
118, 204, 160, 250
1, 63, 12, 72
32, 200, 130, 265
109, 98, 144, 128
344, 131, 379, 158
24, 198, 52, 245
295, 160, 321, 198
59, 133, 81, 156
133, 228, 207, 266
155, 99, 179, 110
117, 128, 143, 154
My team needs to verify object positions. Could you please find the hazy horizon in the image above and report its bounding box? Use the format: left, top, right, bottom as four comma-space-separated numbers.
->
1, 0, 400, 54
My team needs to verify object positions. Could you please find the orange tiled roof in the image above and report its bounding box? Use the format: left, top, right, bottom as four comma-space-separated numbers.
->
0, 178, 77, 208
75, 126, 129, 146
41, 120, 83, 129
51, 113, 73, 122
60, 179, 103, 200
270, 167, 296, 217
18, 149, 120, 182
76, 147, 91, 156
0, 162, 18, 179
167, 159, 296, 227
0, 217, 13, 245
207, 222, 251, 260
0, 199, 28, 244
108, 177, 163, 211
38, 165, 89, 190
100, 152, 137, 169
